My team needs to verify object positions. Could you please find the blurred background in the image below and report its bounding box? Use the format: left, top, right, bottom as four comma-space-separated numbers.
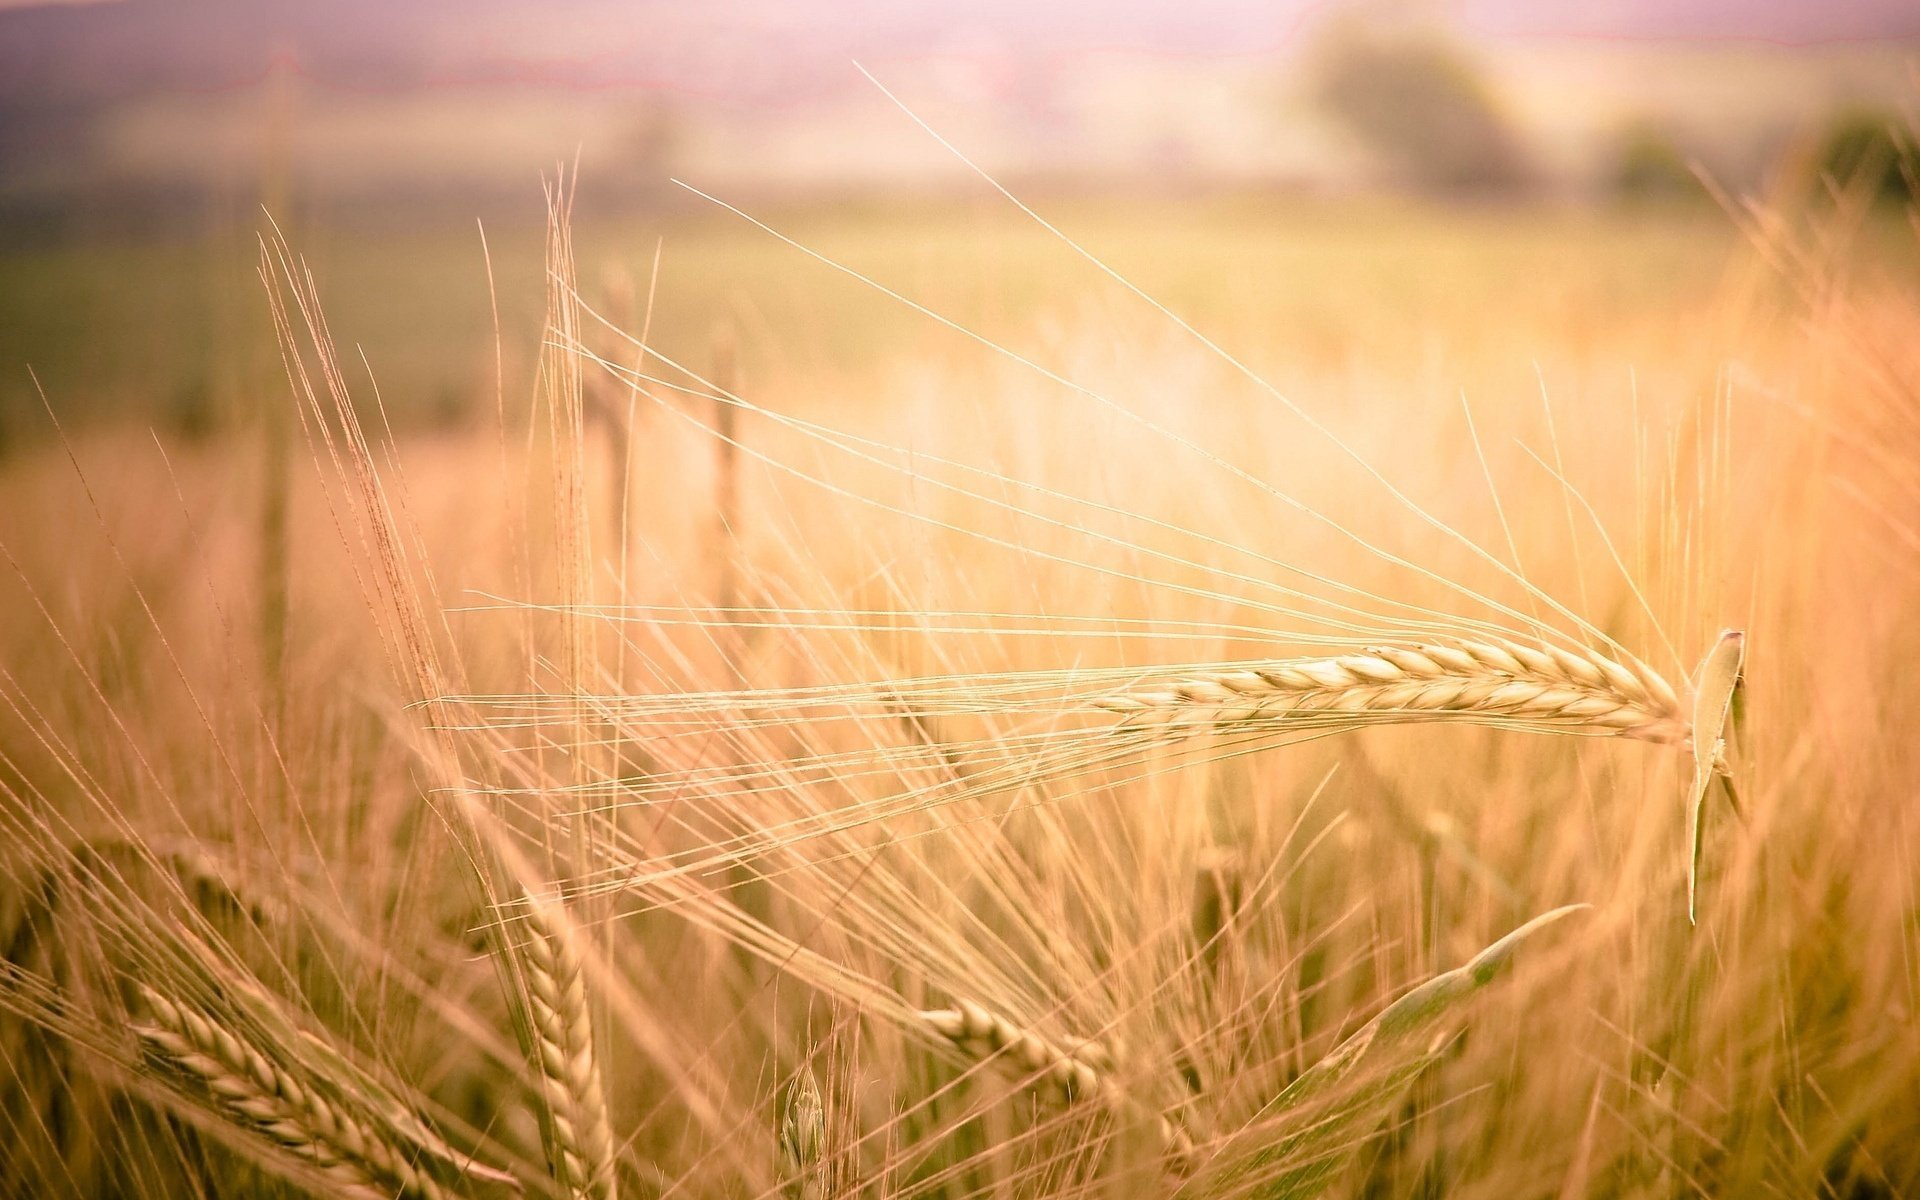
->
0, 0, 1916, 439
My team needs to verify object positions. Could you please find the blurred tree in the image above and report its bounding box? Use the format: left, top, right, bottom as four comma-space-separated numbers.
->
164, 375, 219, 443
1810, 109, 1917, 205
1308, 16, 1532, 195
1613, 122, 1707, 204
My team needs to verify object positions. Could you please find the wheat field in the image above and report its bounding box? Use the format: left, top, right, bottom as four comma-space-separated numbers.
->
2, 173, 1917, 1200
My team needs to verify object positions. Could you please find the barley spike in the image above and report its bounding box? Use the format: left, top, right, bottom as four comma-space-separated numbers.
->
524, 894, 619, 1200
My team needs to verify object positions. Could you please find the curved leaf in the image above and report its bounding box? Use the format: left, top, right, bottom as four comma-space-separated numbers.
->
1686, 630, 1745, 924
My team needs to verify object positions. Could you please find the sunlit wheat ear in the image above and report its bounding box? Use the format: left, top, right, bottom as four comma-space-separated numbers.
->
918, 1002, 1196, 1166
1093, 638, 1686, 744
523, 894, 619, 1200
1686, 629, 1746, 924
778, 1064, 826, 1200
133, 985, 454, 1200
1219, 905, 1589, 1200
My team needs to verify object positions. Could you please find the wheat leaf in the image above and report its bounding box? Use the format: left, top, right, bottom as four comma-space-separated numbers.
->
1686, 630, 1745, 924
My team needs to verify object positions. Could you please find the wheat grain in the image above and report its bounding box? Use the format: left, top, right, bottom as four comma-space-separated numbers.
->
133, 985, 452, 1200
919, 1001, 1196, 1163
1092, 638, 1687, 745
523, 894, 619, 1200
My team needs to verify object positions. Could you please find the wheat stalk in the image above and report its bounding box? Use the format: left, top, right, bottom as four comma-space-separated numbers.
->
133, 985, 453, 1200
523, 894, 619, 1200
919, 1001, 1196, 1164
1092, 638, 1686, 744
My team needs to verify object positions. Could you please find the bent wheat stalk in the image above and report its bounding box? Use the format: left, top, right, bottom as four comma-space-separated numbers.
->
524, 894, 619, 1200
919, 1001, 1196, 1164
134, 986, 452, 1200
1092, 638, 1686, 745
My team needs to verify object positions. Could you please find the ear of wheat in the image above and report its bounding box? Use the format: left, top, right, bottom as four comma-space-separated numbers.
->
1221, 905, 1589, 1199
918, 1002, 1196, 1165
133, 985, 454, 1200
523, 894, 619, 1200
437, 632, 1712, 917
778, 1064, 826, 1200
1092, 639, 1686, 745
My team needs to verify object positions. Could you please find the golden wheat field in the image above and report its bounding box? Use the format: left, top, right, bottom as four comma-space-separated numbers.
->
4, 67, 1920, 1200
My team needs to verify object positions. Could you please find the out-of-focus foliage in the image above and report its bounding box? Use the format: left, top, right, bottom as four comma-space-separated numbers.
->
1612, 122, 1708, 204
1307, 18, 1531, 194
1810, 108, 1918, 204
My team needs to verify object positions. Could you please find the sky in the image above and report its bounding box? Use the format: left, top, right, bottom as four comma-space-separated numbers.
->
1, 0, 1913, 225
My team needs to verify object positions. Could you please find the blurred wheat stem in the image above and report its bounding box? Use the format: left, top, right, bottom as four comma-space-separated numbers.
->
1094, 638, 1686, 745
133, 985, 453, 1200
524, 894, 619, 1200
919, 1002, 1197, 1164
